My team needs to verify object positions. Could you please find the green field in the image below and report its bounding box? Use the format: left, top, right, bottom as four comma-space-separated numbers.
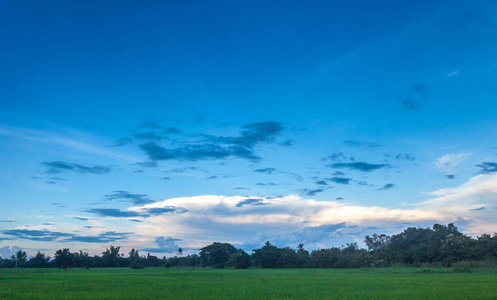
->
1, 268, 497, 299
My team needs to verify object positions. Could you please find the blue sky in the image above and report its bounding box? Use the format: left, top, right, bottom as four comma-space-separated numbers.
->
1, 0, 497, 257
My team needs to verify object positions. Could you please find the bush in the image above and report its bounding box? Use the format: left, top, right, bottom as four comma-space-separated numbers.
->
129, 261, 144, 269
452, 261, 472, 273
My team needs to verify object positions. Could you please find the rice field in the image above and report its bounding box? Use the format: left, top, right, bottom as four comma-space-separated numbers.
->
1, 267, 496, 299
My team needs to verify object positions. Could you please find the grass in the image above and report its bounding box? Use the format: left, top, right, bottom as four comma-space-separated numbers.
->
1, 267, 497, 299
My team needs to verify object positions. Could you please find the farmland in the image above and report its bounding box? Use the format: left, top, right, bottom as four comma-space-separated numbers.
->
1, 268, 496, 299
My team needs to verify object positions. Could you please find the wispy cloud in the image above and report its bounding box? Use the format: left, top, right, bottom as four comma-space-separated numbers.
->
475, 162, 497, 174
41, 161, 111, 175
0, 125, 138, 162
2, 228, 130, 243
85, 208, 143, 218
326, 177, 352, 185
104, 191, 155, 205
236, 198, 267, 207
138, 121, 285, 163
343, 140, 381, 148
434, 153, 469, 173
327, 162, 389, 172
378, 183, 396, 190
254, 168, 276, 174
301, 188, 327, 196
448, 70, 459, 77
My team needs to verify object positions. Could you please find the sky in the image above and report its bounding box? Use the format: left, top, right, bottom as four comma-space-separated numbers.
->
1, 0, 497, 258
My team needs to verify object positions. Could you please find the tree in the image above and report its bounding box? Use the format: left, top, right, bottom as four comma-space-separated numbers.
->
101, 245, 121, 267
14, 250, 27, 268
200, 242, 237, 268
129, 249, 140, 262
229, 249, 251, 269
178, 247, 183, 267
296, 243, 310, 268
28, 251, 50, 268
54, 248, 74, 269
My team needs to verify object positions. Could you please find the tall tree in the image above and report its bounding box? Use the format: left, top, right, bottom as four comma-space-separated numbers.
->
200, 242, 236, 268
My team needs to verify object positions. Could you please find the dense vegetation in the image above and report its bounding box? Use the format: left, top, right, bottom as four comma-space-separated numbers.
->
1, 223, 497, 269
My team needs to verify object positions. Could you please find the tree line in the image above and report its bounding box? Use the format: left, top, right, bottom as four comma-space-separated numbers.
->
1, 223, 496, 269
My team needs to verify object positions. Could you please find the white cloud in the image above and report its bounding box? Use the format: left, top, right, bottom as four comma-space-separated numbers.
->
434, 152, 469, 173
127, 173, 497, 252
130, 195, 446, 251
420, 173, 497, 235
448, 70, 459, 77
0, 246, 22, 259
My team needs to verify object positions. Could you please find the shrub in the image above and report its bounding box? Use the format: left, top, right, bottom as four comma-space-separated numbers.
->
129, 261, 144, 269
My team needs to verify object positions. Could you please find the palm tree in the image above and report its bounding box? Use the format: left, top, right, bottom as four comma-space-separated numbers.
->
178, 247, 183, 267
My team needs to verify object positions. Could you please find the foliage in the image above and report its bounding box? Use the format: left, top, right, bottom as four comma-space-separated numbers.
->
200, 242, 237, 268
2, 223, 497, 270
129, 261, 145, 269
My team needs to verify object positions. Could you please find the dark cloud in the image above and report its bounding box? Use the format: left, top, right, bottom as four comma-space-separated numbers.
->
279, 140, 293, 146
412, 84, 427, 97
234, 187, 250, 190
85, 208, 143, 218
63, 231, 130, 243
141, 236, 181, 253
43, 223, 54, 226
2, 229, 68, 241
326, 177, 352, 185
50, 177, 66, 181
207, 175, 218, 180
446, 174, 456, 180
130, 219, 143, 222
146, 207, 187, 215
255, 182, 277, 186
140, 142, 242, 162
336, 197, 344, 200
395, 154, 416, 161
328, 162, 389, 172
74, 217, 90, 221
378, 183, 396, 190
84, 226, 104, 229
315, 180, 328, 186
254, 168, 276, 174
136, 161, 158, 168
469, 207, 485, 211
86, 206, 187, 218
45, 181, 57, 185
115, 122, 181, 146
332, 171, 346, 176
343, 140, 380, 148
133, 132, 167, 142
41, 161, 111, 175
476, 162, 497, 174
324, 152, 347, 161
161, 177, 171, 180
0, 220, 14, 223
401, 101, 421, 111
168, 167, 208, 173
139, 121, 284, 162
236, 198, 267, 207
301, 188, 326, 196
104, 191, 155, 205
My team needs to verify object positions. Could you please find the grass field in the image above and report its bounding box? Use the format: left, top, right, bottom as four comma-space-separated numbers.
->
1, 267, 497, 299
